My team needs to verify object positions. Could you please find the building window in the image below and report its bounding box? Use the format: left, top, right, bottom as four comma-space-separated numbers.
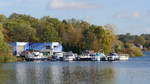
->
46, 46, 51, 49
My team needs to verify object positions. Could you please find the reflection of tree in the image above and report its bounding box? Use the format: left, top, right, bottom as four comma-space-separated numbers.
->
61, 66, 71, 84
60, 64, 115, 84
90, 68, 114, 84
15, 63, 53, 84
0, 64, 15, 84
0, 63, 115, 84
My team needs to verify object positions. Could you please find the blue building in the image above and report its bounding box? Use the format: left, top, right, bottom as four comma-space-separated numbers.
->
9, 42, 63, 56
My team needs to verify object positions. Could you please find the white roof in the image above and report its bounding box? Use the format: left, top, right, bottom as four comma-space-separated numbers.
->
16, 42, 28, 46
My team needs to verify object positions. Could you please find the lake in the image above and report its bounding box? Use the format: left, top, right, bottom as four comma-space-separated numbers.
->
0, 52, 150, 84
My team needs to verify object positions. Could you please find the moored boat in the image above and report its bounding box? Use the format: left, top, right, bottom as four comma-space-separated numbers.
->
119, 54, 129, 61
25, 51, 48, 61
92, 52, 106, 61
78, 54, 92, 61
107, 53, 119, 61
52, 52, 64, 61
63, 52, 76, 61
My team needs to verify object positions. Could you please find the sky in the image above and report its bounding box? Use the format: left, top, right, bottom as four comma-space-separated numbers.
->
0, 0, 150, 35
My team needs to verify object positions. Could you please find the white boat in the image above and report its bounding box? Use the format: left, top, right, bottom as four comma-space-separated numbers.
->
78, 54, 92, 61
92, 53, 106, 61
107, 53, 119, 61
25, 51, 48, 61
52, 52, 64, 61
119, 54, 129, 61
63, 52, 76, 61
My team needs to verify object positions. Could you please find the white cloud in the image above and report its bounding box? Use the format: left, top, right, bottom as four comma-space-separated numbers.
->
48, 0, 100, 9
113, 12, 141, 19
132, 12, 141, 17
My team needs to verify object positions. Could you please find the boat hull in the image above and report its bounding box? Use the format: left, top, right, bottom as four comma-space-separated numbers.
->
119, 56, 129, 61
25, 57, 48, 61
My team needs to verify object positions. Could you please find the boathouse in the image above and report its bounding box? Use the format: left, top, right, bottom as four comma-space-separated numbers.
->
9, 42, 63, 56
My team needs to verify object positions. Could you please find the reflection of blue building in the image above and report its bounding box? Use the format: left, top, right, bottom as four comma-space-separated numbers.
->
9, 42, 63, 56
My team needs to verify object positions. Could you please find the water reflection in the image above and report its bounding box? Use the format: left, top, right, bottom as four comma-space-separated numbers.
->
0, 64, 16, 84
15, 63, 52, 84
0, 64, 8, 84
15, 63, 28, 84
59, 65, 115, 84
2, 53, 150, 84
0, 62, 115, 84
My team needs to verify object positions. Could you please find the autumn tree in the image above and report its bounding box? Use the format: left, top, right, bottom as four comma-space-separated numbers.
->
0, 24, 16, 62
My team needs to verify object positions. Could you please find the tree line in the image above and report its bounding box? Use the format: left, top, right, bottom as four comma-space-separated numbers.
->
118, 33, 150, 51
0, 13, 144, 62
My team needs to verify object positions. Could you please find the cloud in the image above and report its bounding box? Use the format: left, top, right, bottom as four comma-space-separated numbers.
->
113, 12, 141, 19
132, 12, 141, 17
48, 0, 100, 9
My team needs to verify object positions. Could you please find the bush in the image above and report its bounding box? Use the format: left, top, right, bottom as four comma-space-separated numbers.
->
118, 42, 143, 57
130, 47, 143, 56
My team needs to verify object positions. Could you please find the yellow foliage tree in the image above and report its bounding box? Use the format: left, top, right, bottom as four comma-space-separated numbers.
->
0, 24, 16, 62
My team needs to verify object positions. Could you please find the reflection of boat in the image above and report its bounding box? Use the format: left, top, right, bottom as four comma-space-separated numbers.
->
63, 52, 76, 61
107, 53, 119, 61
25, 51, 48, 61
119, 54, 129, 61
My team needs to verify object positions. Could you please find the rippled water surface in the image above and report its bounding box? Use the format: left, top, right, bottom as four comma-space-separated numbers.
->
1, 52, 150, 84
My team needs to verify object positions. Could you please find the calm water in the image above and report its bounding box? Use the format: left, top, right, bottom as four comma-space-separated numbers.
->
1, 52, 150, 84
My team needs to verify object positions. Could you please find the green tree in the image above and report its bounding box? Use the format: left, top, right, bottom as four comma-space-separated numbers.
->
0, 14, 7, 23
134, 36, 145, 45
0, 24, 16, 62
9, 13, 39, 28
4, 21, 38, 42
60, 23, 83, 53
93, 26, 116, 54
36, 21, 60, 42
